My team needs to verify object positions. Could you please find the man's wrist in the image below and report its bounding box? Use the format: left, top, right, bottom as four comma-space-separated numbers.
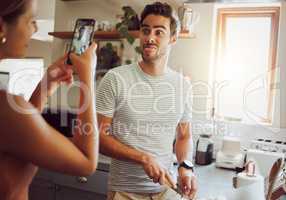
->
178, 160, 194, 171
178, 167, 194, 177
140, 152, 150, 165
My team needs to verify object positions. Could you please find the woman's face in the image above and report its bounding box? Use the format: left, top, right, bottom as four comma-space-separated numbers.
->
0, 0, 38, 58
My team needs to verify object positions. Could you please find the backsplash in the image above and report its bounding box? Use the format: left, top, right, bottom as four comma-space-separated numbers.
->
191, 119, 286, 159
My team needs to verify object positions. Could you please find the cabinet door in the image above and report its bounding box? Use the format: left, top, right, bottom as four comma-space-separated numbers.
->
29, 178, 55, 200
52, 170, 108, 195
55, 185, 106, 200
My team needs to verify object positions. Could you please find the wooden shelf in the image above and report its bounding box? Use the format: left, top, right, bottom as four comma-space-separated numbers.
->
48, 30, 195, 40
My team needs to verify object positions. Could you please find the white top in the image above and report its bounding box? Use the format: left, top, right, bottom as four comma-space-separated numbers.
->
96, 63, 192, 193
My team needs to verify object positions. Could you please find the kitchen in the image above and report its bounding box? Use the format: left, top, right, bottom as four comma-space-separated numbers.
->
0, 0, 286, 199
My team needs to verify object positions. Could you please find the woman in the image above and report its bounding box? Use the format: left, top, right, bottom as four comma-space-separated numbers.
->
0, 0, 98, 199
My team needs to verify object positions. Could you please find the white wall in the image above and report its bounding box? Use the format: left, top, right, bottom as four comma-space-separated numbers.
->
279, 2, 286, 128
170, 3, 215, 120
26, 0, 56, 67
26, 40, 53, 67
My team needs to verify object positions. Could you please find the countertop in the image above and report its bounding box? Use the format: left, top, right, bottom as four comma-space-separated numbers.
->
97, 154, 237, 199
34, 155, 245, 199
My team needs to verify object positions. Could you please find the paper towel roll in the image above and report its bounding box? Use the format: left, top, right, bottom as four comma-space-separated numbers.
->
235, 172, 265, 200
236, 172, 264, 188
236, 182, 266, 200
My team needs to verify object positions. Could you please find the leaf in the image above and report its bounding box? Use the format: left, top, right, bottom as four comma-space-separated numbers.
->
115, 22, 123, 30
122, 6, 137, 17
106, 43, 113, 49
126, 34, 135, 45
135, 46, 142, 54
118, 26, 128, 37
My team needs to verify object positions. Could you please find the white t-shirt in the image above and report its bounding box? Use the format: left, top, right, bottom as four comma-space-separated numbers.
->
96, 63, 192, 193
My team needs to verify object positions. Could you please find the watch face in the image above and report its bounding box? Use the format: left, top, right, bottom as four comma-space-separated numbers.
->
184, 160, 194, 167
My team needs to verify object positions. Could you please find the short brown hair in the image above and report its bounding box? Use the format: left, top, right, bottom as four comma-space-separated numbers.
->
140, 2, 180, 36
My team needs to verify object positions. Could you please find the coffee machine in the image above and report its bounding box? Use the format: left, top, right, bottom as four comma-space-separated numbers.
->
195, 134, 214, 165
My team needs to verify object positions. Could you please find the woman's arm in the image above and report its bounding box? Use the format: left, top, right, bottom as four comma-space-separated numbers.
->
0, 44, 98, 176
0, 93, 97, 176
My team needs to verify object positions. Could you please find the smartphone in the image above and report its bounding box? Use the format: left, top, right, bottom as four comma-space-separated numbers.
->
66, 18, 96, 65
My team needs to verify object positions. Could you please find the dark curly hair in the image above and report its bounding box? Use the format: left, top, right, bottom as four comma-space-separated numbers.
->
140, 2, 180, 36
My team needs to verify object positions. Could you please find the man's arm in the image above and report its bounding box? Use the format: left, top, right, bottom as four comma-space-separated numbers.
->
98, 113, 147, 164
175, 122, 197, 199
175, 122, 192, 163
97, 113, 176, 188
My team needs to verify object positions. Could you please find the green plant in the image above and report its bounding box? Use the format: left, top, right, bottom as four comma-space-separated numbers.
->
116, 6, 141, 54
97, 42, 121, 70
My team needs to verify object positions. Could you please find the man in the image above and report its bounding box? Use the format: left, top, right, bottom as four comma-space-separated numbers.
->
97, 2, 197, 200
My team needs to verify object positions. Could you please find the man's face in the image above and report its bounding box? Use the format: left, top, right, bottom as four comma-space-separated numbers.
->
139, 14, 176, 63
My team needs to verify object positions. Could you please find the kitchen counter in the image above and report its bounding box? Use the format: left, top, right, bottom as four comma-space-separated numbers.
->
31, 155, 238, 200
195, 163, 235, 198
97, 155, 237, 199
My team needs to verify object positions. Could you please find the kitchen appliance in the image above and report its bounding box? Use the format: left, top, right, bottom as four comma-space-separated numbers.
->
215, 136, 245, 169
195, 134, 214, 165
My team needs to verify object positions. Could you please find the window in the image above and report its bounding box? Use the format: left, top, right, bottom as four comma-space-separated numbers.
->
213, 7, 280, 124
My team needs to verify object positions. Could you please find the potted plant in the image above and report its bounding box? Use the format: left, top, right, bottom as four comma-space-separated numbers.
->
116, 6, 141, 54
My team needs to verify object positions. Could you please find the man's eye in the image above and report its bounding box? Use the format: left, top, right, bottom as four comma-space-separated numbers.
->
142, 29, 150, 35
156, 30, 164, 36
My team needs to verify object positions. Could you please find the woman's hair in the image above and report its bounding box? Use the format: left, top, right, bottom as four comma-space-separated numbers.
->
0, 0, 29, 24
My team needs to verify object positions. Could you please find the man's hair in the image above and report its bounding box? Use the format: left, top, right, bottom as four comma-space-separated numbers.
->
140, 2, 180, 36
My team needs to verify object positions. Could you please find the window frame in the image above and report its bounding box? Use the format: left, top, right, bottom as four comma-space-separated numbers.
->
213, 6, 280, 124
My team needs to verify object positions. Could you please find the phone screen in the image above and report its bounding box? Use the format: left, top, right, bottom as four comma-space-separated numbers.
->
67, 19, 95, 64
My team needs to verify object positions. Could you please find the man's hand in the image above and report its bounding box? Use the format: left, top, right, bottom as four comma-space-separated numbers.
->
141, 153, 176, 188
178, 167, 198, 199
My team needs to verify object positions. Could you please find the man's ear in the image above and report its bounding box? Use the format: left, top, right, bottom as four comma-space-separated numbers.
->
169, 35, 177, 45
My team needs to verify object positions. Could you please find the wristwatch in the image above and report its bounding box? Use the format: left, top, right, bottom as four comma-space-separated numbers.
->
178, 160, 194, 172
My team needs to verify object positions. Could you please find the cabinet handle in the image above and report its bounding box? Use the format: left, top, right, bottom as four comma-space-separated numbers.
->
77, 176, 88, 183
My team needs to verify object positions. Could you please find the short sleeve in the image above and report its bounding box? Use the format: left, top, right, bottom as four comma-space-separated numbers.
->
96, 71, 117, 118
180, 78, 192, 123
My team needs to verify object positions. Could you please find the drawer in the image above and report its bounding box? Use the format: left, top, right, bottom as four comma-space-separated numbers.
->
52, 170, 109, 195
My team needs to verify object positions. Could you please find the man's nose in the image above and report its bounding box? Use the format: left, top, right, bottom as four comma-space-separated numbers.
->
145, 31, 156, 43
147, 38, 155, 43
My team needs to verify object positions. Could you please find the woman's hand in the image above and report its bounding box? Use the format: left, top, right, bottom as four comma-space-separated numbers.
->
69, 42, 97, 80
43, 54, 74, 96
29, 55, 74, 111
